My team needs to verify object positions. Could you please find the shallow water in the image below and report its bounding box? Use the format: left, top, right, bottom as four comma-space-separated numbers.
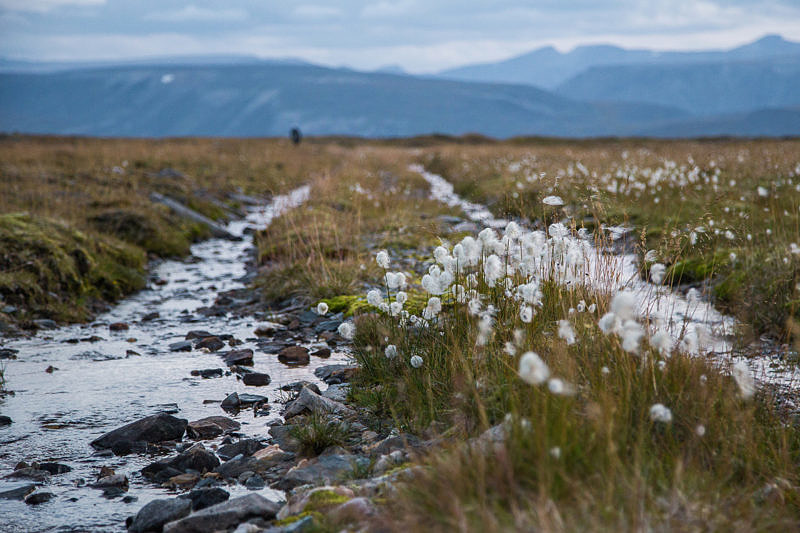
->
0, 186, 350, 532
412, 165, 800, 392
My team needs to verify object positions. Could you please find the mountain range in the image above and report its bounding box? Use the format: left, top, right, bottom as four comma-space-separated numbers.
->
0, 35, 798, 138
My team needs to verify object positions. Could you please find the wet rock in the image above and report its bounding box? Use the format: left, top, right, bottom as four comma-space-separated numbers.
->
0, 481, 36, 500
276, 485, 354, 519
142, 444, 220, 480
217, 439, 265, 461
165, 473, 199, 490
185, 330, 214, 340
188, 416, 240, 439
188, 487, 229, 511
169, 341, 193, 352
257, 340, 292, 353
6, 467, 50, 482
33, 319, 58, 330
93, 474, 129, 490
82, 335, 104, 342
366, 433, 421, 456
277, 346, 309, 365
329, 496, 376, 524
280, 381, 320, 395
314, 365, 358, 384
195, 337, 225, 352
0, 415, 12, 426
268, 426, 300, 453
38, 462, 72, 475
214, 456, 262, 480
45, 365, 57, 373
110, 322, 130, 331
283, 386, 354, 419
129, 497, 192, 533
162, 494, 281, 533
254, 323, 282, 337
190, 368, 223, 379
0, 347, 19, 359
310, 347, 332, 358
222, 349, 253, 366
24, 491, 54, 505
141, 311, 160, 322
244, 474, 264, 490
220, 393, 241, 410
314, 320, 342, 334
91, 413, 188, 451
242, 372, 271, 386
221, 392, 268, 411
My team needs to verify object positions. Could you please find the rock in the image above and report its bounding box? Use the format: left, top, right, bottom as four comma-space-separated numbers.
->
277, 455, 369, 490
280, 381, 321, 395
329, 496, 376, 524
242, 372, 271, 386
217, 439, 265, 461
268, 426, 300, 453
283, 386, 354, 419
93, 474, 129, 490
165, 473, 199, 490
314, 320, 342, 334
169, 341, 193, 352
185, 330, 214, 340
24, 491, 54, 505
322, 383, 349, 403
277, 346, 309, 365
313, 365, 358, 384
45, 365, 57, 373
38, 462, 72, 475
277, 485, 354, 519
188, 487, 229, 511
190, 368, 224, 379
310, 347, 331, 358
187, 416, 241, 439
91, 413, 188, 451
0, 415, 12, 426
162, 494, 281, 533
142, 444, 220, 480
222, 349, 254, 366
195, 337, 225, 352
5, 468, 50, 482
110, 322, 130, 331
142, 311, 160, 322
254, 323, 282, 336
129, 497, 192, 533
244, 474, 264, 490
238, 393, 268, 405
0, 481, 36, 500
33, 319, 58, 329
366, 433, 421, 456
214, 456, 262, 480
220, 393, 241, 410
0, 348, 19, 360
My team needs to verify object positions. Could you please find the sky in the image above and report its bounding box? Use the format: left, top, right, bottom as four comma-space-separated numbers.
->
1, 0, 799, 73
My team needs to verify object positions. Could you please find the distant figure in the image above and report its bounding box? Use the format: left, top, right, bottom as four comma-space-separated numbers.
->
290, 128, 302, 145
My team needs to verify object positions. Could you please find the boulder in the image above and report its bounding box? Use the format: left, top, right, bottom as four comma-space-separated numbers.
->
91, 413, 188, 451
0, 415, 11, 426
169, 341, 193, 352
185, 330, 214, 340
162, 494, 280, 533
217, 439, 265, 461
190, 368, 223, 379
129, 497, 192, 533
187, 487, 229, 511
24, 491, 54, 505
276, 454, 369, 490
187, 416, 240, 439
142, 444, 220, 480
0, 481, 36, 500
277, 346, 309, 365
92, 474, 129, 490
195, 337, 225, 352
222, 349, 253, 367
242, 372, 271, 386
5, 467, 50, 482
283, 386, 354, 419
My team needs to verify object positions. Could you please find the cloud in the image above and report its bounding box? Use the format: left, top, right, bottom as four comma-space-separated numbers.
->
0, 0, 104, 13
145, 5, 248, 23
361, 1, 416, 20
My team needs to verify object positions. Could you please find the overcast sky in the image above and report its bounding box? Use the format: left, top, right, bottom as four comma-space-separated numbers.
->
1, 0, 799, 72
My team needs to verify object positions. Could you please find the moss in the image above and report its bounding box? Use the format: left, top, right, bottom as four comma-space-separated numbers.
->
668, 250, 729, 284
319, 295, 371, 317
305, 489, 351, 510
0, 213, 146, 324
274, 510, 324, 527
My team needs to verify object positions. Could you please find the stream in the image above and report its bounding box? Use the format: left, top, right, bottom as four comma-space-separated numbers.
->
0, 186, 350, 532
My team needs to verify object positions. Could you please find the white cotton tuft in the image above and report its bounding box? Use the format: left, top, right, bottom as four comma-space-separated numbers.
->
542, 195, 565, 206
367, 289, 383, 307
650, 263, 666, 285
557, 320, 576, 345
610, 291, 638, 321
316, 302, 329, 315
410, 355, 423, 368
649, 403, 673, 423
620, 320, 645, 354
520, 305, 534, 323
518, 351, 549, 385
732, 361, 755, 399
376, 250, 390, 269
422, 297, 442, 320
650, 330, 673, 356
385, 345, 398, 358
338, 321, 355, 340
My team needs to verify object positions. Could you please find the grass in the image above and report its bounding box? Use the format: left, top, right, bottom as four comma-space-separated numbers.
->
289, 411, 350, 457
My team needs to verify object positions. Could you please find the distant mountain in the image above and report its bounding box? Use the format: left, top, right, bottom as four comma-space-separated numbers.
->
557, 56, 800, 116
638, 107, 800, 138
438, 34, 800, 89
0, 55, 310, 73
0, 63, 694, 138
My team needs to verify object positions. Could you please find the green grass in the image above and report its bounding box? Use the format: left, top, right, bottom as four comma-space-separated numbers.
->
289, 411, 350, 457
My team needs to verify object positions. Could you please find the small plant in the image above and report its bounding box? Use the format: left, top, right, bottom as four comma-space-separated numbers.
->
289, 411, 349, 457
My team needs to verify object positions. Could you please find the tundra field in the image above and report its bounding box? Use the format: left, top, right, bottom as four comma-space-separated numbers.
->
1, 135, 800, 531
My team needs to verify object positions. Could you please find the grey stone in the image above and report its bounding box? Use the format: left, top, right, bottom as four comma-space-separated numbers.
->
169, 341, 193, 352
162, 494, 281, 533
277, 346, 309, 365
222, 349, 254, 366
188, 487, 229, 511
129, 497, 192, 533
283, 386, 354, 419
91, 413, 188, 450
217, 439, 265, 461
187, 416, 240, 439
0, 481, 36, 500
5, 468, 50, 482
276, 454, 369, 490
321, 383, 349, 403
142, 444, 220, 480
24, 491, 54, 505
242, 372, 271, 386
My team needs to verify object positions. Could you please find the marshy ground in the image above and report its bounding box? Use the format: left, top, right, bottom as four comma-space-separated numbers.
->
1, 135, 799, 532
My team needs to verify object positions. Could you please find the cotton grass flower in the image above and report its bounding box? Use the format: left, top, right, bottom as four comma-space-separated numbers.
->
548, 378, 575, 396
732, 361, 756, 399
542, 195, 565, 206
649, 263, 666, 284
520, 305, 534, 323
422, 297, 442, 320
367, 289, 383, 307
376, 250, 390, 269
557, 320, 576, 345
649, 403, 673, 423
385, 271, 406, 289
650, 330, 673, 356
518, 351, 549, 385
384, 344, 398, 359
315, 302, 329, 315
409, 355, 423, 368
337, 321, 355, 340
